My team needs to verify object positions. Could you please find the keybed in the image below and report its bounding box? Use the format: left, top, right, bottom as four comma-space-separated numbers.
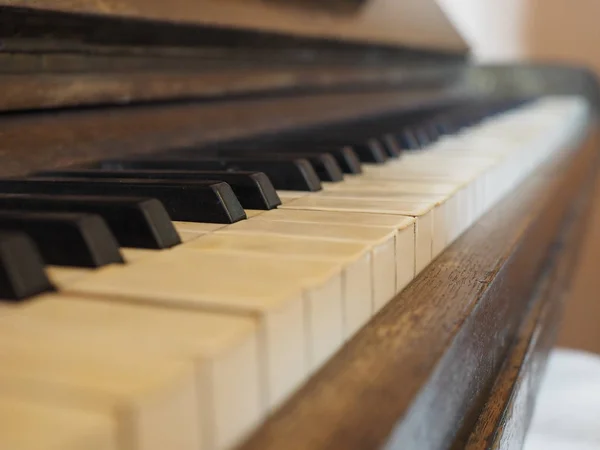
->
0, 96, 589, 450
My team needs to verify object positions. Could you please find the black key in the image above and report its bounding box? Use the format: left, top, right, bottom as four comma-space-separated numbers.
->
414, 128, 431, 148
0, 211, 123, 268
55, 168, 281, 210
0, 231, 54, 301
94, 157, 321, 192
0, 194, 180, 249
246, 145, 362, 175
215, 150, 344, 182
307, 147, 362, 174
380, 134, 403, 158
0, 178, 246, 224
299, 138, 387, 164
395, 129, 421, 150
209, 157, 322, 191
347, 139, 388, 163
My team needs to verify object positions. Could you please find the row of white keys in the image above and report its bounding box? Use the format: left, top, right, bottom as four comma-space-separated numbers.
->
278, 96, 590, 266
32, 210, 417, 450
0, 294, 264, 450
57, 250, 344, 409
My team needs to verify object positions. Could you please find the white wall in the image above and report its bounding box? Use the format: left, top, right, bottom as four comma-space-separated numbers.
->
438, 0, 600, 73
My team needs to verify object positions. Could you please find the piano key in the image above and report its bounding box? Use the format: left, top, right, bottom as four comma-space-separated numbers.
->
0, 294, 262, 450
0, 178, 246, 224
0, 194, 180, 250
330, 139, 388, 163
61, 252, 345, 407
252, 209, 416, 300
215, 150, 344, 183
330, 179, 460, 195
214, 157, 323, 191
173, 221, 229, 236
101, 157, 322, 192
245, 210, 266, 218
395, 128, 422, 150
380, 134, 403, 158
280, 146, 363, 174
223, 218, 400, 312
183, 232, 373, 338
313, 190, 450, 257
276, 190, 311, 204
0, 352, 199, 450
0, 398, 117, 450
0, 211, 123, 268
0, 232, 54, 301
44, 267, 95, 289
280, 197, 434, 274
40, 170, 281, 211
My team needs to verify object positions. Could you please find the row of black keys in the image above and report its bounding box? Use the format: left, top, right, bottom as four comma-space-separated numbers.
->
0, 148, 367, 301
0, 139, 396, 301
0, 100, 526, 300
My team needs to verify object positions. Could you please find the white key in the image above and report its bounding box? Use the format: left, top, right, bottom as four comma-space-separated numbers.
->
252, 208, 416, 295
312, 190, 451, 258
0, 295, 262, 450
61, 251, 343, 408
174, 221, 228, 236
0, 344, 199, 450
223, 217, 399, 312
183, 231, 372, 338
280, 196, 433, 274
0, 398, 117, 450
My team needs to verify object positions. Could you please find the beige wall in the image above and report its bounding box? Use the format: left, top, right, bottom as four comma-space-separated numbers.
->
439, 0, 600, 352
438, 0, 600, 72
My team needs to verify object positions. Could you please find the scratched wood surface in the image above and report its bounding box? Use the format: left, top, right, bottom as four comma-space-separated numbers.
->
236, 123, 598, 450
463, 152, 598, 450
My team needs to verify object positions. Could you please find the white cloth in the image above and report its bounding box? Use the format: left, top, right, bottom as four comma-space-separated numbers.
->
524, 349, 600, 450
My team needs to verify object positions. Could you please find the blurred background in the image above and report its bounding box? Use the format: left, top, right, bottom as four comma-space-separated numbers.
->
439, 0, 600, 353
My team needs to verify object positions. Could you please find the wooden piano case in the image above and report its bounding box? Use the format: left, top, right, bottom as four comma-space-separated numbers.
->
0, 2, 599, 449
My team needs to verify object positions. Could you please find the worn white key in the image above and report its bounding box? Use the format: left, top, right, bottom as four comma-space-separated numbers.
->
245, 210, 267, 218
61, 251, 343, 407
0, 398, 117, 450
0, 344, 199, 450
223, 218, 398, 312
183, 232, 372, 338
174, 221, 228, 237
312, 190, 451, 258
276, 191, 309, 204
252, 208, 416, 295
280, 196, 433, 274
0, 295, 262, 450
326, 179, 460, 195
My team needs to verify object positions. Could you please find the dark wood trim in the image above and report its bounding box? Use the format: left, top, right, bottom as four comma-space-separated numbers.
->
0, 2, 468, 56
237, 123, 598, 450
0, 88, 462, 177
463, 163, 597, 450
0, 66, 459, 113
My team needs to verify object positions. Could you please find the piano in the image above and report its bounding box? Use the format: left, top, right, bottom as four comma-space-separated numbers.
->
0, 1, 598, 449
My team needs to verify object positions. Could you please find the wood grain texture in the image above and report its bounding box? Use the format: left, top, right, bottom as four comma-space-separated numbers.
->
237, 122, 597, 450
0, 0, 467, 52
0, 66, 456, 112
0, 88, 460, 178
464, 151, 598, 450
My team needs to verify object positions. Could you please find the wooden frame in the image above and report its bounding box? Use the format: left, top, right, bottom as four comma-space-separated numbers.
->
0, 0, 467, 52
235, 124, 599, 450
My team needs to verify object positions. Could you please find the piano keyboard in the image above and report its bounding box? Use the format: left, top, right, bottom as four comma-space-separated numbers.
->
0, 96, 589, 450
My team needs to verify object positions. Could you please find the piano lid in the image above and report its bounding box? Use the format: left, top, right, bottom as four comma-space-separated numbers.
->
0, 0, 469, 55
